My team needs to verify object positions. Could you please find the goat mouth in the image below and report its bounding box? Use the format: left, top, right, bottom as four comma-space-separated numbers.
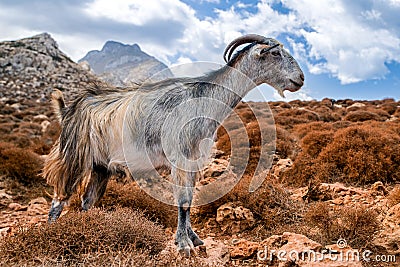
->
289, 79, 304, 89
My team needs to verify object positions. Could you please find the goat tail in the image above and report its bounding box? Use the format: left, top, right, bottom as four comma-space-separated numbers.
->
51, 89, 66, 122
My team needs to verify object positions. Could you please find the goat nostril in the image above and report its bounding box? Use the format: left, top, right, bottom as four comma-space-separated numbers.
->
300, 74, 305, 81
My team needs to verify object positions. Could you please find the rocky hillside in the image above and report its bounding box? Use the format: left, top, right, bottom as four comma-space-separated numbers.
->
0, 33, 99, 103
79, 41, 173, 86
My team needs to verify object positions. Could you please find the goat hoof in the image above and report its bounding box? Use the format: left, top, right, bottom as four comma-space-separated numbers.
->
176, 235, 195, 257
192, 237, 204, 247
177, 246, 191, 257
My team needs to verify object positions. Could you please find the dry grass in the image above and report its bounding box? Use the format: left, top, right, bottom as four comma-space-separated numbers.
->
69, 179, 177, 228
0, 142, 44, 184
0, 208, 167, 266
304, 202, 380, 248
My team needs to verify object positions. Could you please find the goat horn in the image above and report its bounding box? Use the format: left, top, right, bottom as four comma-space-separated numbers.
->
223, 34, 269, 63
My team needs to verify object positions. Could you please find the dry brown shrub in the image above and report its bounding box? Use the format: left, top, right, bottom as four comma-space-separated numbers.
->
246, 177, 305, 234
366, 107, 391, 120
32, 121, 61, 155
0, 142, 43, 184
387, 185, 400, 207
332, 120, 352, 129
288, 99, 308, 108
282, 153, 316, 187
300, 130, 334, 158
317, 125, 400, 184
276, 126, 298, 159
238, 109, 257, 124
336, 99, 355, 107
305, 202, 379, 248
0, 122, 18, 135
0, 208, 167, 265
344, 110, 384, 122
16, 121, 43, 135
275, 108, 320, 127
0, 132, 33, 148
286, 124, 400, 186
312, 106, 341, 122
70, 180, 177, 228
292, 122, 334, 140
380, 103, 398, 115
393, 107, 400, 118
0, 105, 15, 115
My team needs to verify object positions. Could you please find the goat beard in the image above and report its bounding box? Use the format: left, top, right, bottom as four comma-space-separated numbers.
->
277, 88, 285, 98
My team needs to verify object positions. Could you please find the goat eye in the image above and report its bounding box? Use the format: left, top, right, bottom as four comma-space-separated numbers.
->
271, 50, 280, 57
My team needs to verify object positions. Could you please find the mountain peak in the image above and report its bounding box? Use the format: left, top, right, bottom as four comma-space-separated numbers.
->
79, 40, 172, 86
101, 41, 141, 53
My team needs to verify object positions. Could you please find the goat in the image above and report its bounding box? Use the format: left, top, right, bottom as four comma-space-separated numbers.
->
43, 34, 304, 257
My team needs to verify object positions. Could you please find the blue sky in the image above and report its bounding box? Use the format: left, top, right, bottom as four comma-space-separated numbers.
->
0, 0, 399, 101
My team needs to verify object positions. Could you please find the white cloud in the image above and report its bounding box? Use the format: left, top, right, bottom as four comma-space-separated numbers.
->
282, 0, 400, 84
84, 0, 195, 26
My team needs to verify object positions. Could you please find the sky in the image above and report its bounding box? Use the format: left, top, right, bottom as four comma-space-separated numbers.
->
0, 0, 399, 101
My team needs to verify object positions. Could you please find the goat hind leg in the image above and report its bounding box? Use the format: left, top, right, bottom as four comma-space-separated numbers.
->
81, 165, 110, 211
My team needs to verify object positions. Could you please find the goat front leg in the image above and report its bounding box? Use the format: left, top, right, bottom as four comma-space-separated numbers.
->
48, 196, 69, 223
186, 206, 204, 246
173, 168, 202, 257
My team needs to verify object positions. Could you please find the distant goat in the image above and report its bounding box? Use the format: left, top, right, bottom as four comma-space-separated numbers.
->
44, 34, 304, 257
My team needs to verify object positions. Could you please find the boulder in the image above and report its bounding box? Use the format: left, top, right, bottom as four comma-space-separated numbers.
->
229, 239, 259, 259
373, 203, 400, 254
201, 237, 230, 265
216, 202, 254, 234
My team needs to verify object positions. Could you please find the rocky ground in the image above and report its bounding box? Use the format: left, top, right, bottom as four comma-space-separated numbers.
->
1, 162, 399, 266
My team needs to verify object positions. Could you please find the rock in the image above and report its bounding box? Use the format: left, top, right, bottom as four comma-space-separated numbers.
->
373, 203, 400, 254
229, 239, 259, 259
347, 102, 366, 109
0, 227, 11, 237
369, 181, 387, 196
29, 197, 47, 205
216, 202, 254, 234
201, 237, 230, 264
8, 202, 27, 211
303, 183, 334, 202
33, 114, 49, 122
10, 103, 21, 110
27, 197, 48, 215
0, 189, 13, 199
332, 198, 344, 205
382, 203, 400, 231
272, 158, 293, 178
41, 120, 51, 132
290, 186, 308, 202
0, 33, 101, 103
203, 160, 227, 178
261, 232, 323, 254
78, 60, 91, 72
